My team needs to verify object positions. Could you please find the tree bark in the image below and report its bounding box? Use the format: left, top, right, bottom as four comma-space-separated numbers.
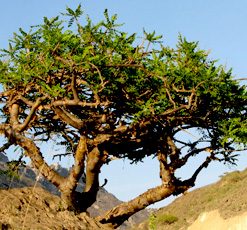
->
13, 132, 65, 187
98, 148, 178, 228
97, 184, 176, 228
79, 147, 107, 212
59, 136, 88, 211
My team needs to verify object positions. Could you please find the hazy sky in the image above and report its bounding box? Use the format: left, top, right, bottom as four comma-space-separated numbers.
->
0, 1, 246, 208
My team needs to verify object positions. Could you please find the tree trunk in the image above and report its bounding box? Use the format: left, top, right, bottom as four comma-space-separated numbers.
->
77, 147, 107, 212
59, 136, 88, 211
97, 184, 176, 228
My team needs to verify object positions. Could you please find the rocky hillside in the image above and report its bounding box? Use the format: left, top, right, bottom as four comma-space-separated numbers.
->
137, 168, 247, 230
0, 153, 148, 229
0, 187, 110, 230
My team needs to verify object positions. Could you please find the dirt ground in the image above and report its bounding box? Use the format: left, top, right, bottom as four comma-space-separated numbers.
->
0, 187, 110, 230
188, 210, 247, 230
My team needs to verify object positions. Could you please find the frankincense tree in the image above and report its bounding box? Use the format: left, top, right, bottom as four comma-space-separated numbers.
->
0, 5, 246, 228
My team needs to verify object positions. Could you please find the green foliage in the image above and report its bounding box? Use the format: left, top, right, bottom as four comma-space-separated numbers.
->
0, 169, 19, 179
2, 159, 26, 180
148, 213, 178, 229
149, 213, 157, 230
220, 118, 247, 147
0, 5, 246, 224
0, 4, 246, 163
157, 213, 178, 225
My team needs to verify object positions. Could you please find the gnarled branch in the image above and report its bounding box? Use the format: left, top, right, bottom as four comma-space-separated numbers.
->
54, 107, 85, 130
97, 184, 176, 228
19, 97, 45, 132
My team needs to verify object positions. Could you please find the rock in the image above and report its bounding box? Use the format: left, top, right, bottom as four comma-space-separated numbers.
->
0, 152, 8, 163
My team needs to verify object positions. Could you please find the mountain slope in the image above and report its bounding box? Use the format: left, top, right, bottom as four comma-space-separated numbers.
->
0, 153, 148, 229
138, 168, 247, 230
0, 187, 110, 230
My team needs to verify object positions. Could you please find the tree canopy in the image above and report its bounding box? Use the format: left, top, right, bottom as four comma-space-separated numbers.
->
0, 5, 246, 228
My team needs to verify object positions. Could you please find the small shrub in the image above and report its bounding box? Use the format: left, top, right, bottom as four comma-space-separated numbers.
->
0, 169, 20, 179
157, 213, 178, 225
148, 213, 157, 230
148, 213, 178, 229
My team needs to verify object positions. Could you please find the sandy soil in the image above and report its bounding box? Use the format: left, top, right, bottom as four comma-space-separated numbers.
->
188, 209, 247, 230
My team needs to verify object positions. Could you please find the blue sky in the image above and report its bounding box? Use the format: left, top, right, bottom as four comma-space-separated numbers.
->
1, 0, 247, 208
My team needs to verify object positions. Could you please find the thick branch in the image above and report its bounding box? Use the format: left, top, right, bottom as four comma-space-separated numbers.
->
0, 141, 12, 153
162, 104, 188, 116
0, 124, 9, 135
174, 146, 209, 169
180, 156, 212, 190
4, 128, 65, 187
73, 147, 108, 212
97, 184, 176, 228
0, 90, 14, 99
59, 136, 88, 210
98, 152, 211, 228
167, 135, 180, 163
190, 157, 211, 183
19, 97, 44, 132
157, 150, 171, 184
17, 96, 34, 107
84, 147, 107, 193
9, 104, 20, 127
54, 107, 84, 130
51, 99, 108, 108
60, 136, 87, 193
71, 74, 80, 102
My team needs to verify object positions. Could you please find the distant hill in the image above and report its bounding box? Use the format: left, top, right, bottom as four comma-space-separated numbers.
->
137, 168, 247, 230
0, 152, 148, 229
